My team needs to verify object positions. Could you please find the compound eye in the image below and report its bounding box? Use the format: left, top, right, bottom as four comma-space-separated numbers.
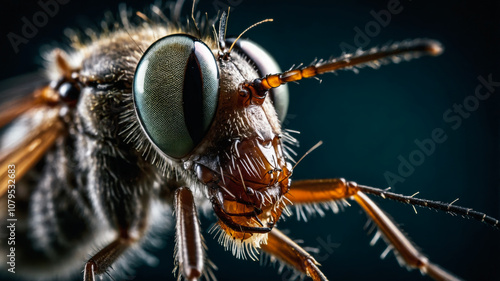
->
133, 34, 219, 158
226, 38, 289, 122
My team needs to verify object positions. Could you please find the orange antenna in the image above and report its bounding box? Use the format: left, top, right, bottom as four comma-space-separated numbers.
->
241, 39, 443, 99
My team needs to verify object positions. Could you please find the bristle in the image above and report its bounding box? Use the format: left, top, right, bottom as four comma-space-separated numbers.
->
281, 131, 300, 163
260, 251, 306, 281
380, 245, 394, 260
210, 223, 268, 261
370, 230, 382, 246
293, 200, 348, 222
363, 216, 419, 271
327, 39, 443, 75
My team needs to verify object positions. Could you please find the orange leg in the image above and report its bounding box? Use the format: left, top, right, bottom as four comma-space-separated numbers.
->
286, 178, 462, 281
261, 228, 327, 281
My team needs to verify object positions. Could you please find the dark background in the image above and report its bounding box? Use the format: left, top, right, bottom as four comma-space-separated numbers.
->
1, 0, 499, 280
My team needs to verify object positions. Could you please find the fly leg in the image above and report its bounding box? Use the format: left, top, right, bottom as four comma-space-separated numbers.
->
285, 178, 462, 281
260, 228, 327, 281
83, 234, 140, 281
174, 187, 207, 281
83, 194, 151, 281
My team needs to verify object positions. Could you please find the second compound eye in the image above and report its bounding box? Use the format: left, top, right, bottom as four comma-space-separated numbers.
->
226, 38, 289, 122
133, 34, 219, 158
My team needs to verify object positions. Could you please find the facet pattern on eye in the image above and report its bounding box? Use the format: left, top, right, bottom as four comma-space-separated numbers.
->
133, 35, 219, 158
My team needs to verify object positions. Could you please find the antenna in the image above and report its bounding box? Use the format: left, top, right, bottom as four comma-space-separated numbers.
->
241, 39, 443, 98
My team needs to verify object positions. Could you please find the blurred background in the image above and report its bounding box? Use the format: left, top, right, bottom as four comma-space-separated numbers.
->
1, 0, 499, 280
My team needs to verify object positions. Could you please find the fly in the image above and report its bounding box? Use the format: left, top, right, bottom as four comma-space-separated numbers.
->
0, 1, 498, 281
